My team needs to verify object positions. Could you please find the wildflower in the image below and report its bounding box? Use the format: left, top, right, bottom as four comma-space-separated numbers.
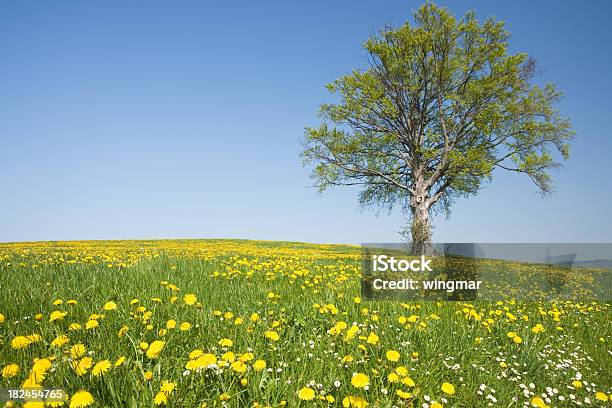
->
531, 324, 545, 333
11, 334, 41, 349
146, 340, 166, 359
49, 310, 68, 322
402, 377, 415, 387
73, 357, 93, 376
253, 360, 266, 371
387, 372, 399, 383
51, 334, 69, 347
396, 390, 412, 399
395, 366, 408, 377
114, 356, 126, 367
342, 395, 368, 407
2, 363, 20, 378
530, 397, 549, 408
231, 361, 247, 374
222, 351, 236, 362
572, 380, 582, 388
366, 332, 379, 345
218, 338, 233, 348
160, 381, 176, 394
298, 387, 316, 401
179, 322, 191, 331
154, 392, 168, 405
144, 371, 153, 380
239, 352, 254, 362
69, 390, 94, 408
184, 294, 197, 305
264, 330, 280, 341
441, 382, 455, 395
386, 350, 400, 362
219, 393, 231, 401
166, 320, 177, 329
85, 319, 99, 330
351, 372, 369, 388
595, 392, 609, 402
70, 343, 86, 359
103, 301, 117, 311
92, 360, 111, 377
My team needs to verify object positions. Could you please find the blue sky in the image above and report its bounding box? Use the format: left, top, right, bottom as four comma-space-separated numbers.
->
1, 1, 611, 244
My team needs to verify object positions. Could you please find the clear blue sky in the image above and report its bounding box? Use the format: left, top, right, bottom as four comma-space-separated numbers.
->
1, 1, 611, 244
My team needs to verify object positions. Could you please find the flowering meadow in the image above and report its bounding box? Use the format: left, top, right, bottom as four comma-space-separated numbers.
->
0, 240, 610, 407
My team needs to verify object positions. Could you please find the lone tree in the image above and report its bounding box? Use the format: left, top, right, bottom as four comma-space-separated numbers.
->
302, 3, 573, 253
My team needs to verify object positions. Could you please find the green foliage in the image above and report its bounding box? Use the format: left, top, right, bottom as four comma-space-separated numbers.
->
302, 3, 574, 217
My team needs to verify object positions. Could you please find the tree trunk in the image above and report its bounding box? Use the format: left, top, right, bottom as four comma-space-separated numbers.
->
410, 195, 433, 256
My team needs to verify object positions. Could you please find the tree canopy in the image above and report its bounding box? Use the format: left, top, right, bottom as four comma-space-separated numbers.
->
302, 3, 573, 247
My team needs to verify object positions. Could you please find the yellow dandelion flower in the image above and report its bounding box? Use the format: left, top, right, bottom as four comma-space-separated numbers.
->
264, 330, 280, 341
298, 387, 316, 401
395, 366, 408, 377
85, 320, 99, 330
183, 294, 197, 305
166, 320, 177, 329
69, 390, 94, 408
92, 360, 111, 377
386, 350, 400, 362
73, 357, 93, 376
222, 351, 236, 362
530, 397, 548, 408
441, 382, 455, 395
253, 360, 266, 371
218, 338, 233, 348
154, 392, 168, 405
179, 322, 191, 331
146, 340, 165, 359
351, 372, 369, 388
49, 310, 68, 322
160, 381, 176, 394
11, 334, 41, 349
342, 395, 368, 408
2, 363, 20, 379
230, 361, 247, 374
239, 352, 254, 362
51, 334, 69, 348
396, 389, 412, 399
103, 301, 117, 311
70, 343, 86, 359
114, 356, 126, 367
595, 392, 609, 402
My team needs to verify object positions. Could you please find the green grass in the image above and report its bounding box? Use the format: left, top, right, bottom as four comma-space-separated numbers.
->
0, 239, 610, 407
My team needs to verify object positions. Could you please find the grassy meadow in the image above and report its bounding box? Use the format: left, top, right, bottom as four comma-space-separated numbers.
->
0, 239, 610, 407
